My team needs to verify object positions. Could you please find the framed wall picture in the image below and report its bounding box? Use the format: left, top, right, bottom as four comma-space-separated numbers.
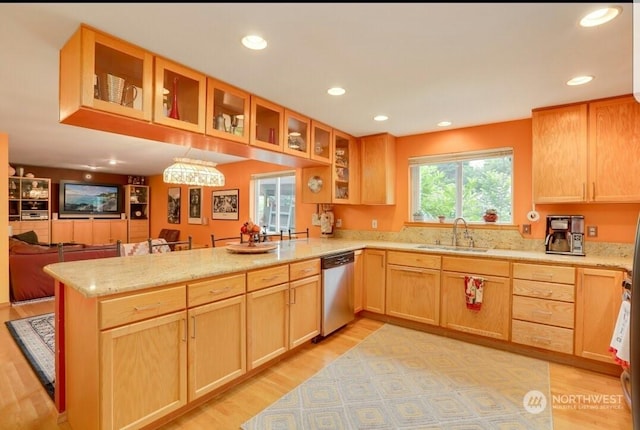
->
188, 187, 203, 224
167, 187, 181, 224
212, 189, 239, 220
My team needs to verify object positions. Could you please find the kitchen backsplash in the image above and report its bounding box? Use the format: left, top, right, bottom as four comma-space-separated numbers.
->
333, 225, 635, 258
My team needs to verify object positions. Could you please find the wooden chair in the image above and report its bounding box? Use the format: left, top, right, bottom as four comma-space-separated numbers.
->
287, 228, 309, 240
58, 240, 122, 261
211, 234, 242, 247
148, 236, 192, 253
260, 226, 284, 243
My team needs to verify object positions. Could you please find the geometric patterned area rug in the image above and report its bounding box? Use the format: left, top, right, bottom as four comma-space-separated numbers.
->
5, 312, 55, 400
241, 324, 553, 429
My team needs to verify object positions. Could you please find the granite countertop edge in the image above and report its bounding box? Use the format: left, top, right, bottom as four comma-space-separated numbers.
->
43, 238, 632, 298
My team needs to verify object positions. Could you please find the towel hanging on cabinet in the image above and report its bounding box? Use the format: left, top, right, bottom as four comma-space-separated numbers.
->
464, 276, 484, 310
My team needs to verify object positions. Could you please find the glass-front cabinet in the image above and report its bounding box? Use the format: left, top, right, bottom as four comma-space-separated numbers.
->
9, 177, 50, 222
310, 121, 333, 164
205, 77, 251, 144
59, 25, 153, 122
125, 185, 150, 242
250, 96, 284, 152
283, 110, 310, 158
153, 57, 207, 133
332, 130, 359, 204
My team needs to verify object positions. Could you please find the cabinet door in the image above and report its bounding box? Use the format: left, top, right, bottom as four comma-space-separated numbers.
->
59, 25, 153, 122
363, 249, 386, 314
289, 275, 321, 348
52, 220, 74, 243
205, 77, 251, 144
188, 295, 246, 400
386, 265, 440, 325
72, 220, 93, 245
360, 133, 396, 205
100, 311, 187, 430
247, 283, 289, 369
249, 96, 284, 152
575, 267, 624, 362
531, 104, 588, 203
153, 57, 207, 133
440, 271, 511, 340
588, 96, 640, 202
92, 220, 113, 245
110, 220, 128, 243
310, 120, 333, 163
353, 250, 364, 313
333, 130, 359, 204
283, 109, 311, 158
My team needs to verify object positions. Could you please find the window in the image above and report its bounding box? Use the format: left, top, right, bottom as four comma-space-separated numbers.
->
251, 171, 296, 233
409, 148, 513, 223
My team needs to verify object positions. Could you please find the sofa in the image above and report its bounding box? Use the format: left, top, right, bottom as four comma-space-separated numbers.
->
8, 237, 120, 302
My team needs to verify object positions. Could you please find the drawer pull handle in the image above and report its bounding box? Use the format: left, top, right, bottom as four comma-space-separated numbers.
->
210, 286, 231, 294
262, 275, 280, 282
533, 290, 553, 297
531, 273, 553, 281
301, 268, 314, 273
134, 302, 163, 311
182, 318, 187, 342
531, 336, 551, 345
191, 316, 196, 339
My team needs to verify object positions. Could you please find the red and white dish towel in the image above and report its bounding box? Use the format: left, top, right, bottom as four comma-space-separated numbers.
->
464, 276, 484, 310
609, 299, 630, 369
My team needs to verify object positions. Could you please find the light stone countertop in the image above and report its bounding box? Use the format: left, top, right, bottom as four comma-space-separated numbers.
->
44, 238, 633, 299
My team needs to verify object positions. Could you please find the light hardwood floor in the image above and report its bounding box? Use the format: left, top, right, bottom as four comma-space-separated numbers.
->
0, 300, 632, 430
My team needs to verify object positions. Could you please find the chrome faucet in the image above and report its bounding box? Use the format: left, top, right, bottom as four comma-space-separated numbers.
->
452, 217, 473, 247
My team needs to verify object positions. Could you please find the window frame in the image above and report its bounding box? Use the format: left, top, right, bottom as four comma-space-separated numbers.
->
250, 170, 296, 232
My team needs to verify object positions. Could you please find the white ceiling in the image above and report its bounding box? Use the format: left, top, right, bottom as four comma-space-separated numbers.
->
0, 3, 634, 177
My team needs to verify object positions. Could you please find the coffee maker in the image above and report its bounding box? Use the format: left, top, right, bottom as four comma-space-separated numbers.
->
545, 215, 585, 256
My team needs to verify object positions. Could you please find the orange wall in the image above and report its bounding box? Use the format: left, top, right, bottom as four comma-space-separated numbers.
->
148, 159, 320, 246
1, 133, 9, 304
333, 118, 640, 243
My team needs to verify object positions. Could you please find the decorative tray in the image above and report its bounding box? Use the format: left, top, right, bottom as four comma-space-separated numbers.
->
225, 243, 278, 254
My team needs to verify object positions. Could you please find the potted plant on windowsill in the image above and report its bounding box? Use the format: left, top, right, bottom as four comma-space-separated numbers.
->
413, 210, 426, 222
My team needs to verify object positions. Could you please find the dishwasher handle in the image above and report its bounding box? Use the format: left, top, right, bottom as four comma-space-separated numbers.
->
322, 251, 355, 269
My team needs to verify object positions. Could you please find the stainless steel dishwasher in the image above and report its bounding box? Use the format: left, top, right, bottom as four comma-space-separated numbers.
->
314, 250, 355, 342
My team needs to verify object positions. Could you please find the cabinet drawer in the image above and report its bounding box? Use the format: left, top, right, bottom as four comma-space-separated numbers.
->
512, 319, 574, 354
290, 259, 320, 281
247, 265, 289, 292
513, 263, 575, 284
442, 257, 509, 277
188, 273, 246, 308
99, 285, 186, 329
512, 295, 575, 329
513, 279, 575, 302
387, 251, 440, 269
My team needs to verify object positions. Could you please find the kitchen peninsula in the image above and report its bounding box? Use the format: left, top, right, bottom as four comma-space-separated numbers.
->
44, 238, 632, 430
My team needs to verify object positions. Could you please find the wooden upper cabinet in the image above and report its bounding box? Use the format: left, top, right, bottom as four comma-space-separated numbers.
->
250, 96, 284, 152
588, 95, 640, 202
283, 110, 310, 158
332, 130, 359, 204
205, 77, 251, 144
310, 121, 333, 164
153, 57, 206, 133
59, 24, 153, 122
360, 133, 396, 205
531, 103, 588, 203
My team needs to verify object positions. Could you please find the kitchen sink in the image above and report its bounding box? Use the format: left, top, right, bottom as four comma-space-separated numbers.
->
416, 244, 488, 253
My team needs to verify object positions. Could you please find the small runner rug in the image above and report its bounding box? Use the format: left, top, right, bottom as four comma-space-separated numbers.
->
5, 312, 55, 400
241, 323, 553, 429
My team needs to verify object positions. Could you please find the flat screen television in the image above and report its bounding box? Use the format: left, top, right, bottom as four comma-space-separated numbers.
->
58, 180, 122, 219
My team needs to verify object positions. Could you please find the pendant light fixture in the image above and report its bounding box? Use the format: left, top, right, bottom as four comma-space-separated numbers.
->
163, 157, 225, 187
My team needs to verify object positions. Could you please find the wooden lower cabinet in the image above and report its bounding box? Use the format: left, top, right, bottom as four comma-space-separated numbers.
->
385, 251, 441, 325
247, 283, 290, 370
187, 295, 246, 400
440, 257, 511, 340
100, 311, 187, 430
362, 249, 386, 313
289, 274, 321, 348
10, 220, 50, 244
93, 219, 127, 244
52, 219, 127, 245
575, 267, 624, 362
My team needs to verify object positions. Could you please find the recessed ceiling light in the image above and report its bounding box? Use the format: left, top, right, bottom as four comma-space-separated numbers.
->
108, 159, 117, 165
373, 115, 388, 122
289, 132, 301, 137
580, 7, 621, 27
437, 121, 452, 127
567, 75, 594, 86
327, 87, 346, 96
241, 35, 267, 50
